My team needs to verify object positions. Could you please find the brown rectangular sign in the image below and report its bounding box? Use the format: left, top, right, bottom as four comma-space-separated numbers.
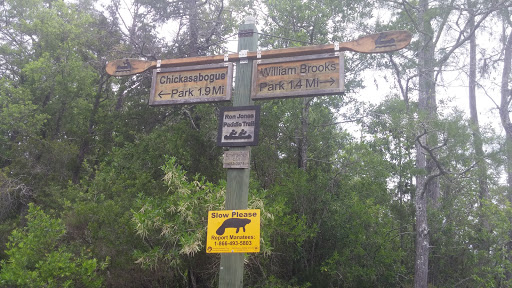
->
150, 63, 233, 105
251, 53, 344, 100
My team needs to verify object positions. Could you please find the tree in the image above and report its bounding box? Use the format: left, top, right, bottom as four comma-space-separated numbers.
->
0, 204, 106, 287
257, 0, 373, 171
131, 157, 226, 286
0, 0, 117, 195
467, 0, 490, 209
497, 8, 512, 284
62, 116, 226, 286
377, 0, 511, 286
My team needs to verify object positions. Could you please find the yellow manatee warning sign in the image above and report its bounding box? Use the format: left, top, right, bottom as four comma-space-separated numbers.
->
206, 209, 260, 253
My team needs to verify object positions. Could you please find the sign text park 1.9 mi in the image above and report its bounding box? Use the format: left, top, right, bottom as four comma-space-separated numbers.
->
149, 63, 233, 106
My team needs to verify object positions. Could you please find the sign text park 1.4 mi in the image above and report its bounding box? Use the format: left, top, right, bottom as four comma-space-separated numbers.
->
252, 53, 344, 100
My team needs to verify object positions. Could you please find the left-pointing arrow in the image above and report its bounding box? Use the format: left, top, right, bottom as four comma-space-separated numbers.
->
158, 91, 172, 98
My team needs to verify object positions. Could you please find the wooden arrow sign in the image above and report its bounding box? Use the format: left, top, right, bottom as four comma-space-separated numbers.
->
106, 30, 412, 77
251, 53, 345, 100
149, 63, 234, 106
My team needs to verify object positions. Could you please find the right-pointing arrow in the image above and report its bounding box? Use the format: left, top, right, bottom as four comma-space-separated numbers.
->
319, 77, 335, 86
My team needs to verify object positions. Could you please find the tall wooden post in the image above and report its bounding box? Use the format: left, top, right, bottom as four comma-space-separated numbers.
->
218, 17, 258, 288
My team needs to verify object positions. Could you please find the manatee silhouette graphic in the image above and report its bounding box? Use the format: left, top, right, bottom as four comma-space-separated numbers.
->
216, 218, 251, 235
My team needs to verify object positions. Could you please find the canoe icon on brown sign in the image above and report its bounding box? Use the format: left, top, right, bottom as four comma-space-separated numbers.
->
115, 59, 132, 73
224, 129, 252, 140
375, 33, 396, 49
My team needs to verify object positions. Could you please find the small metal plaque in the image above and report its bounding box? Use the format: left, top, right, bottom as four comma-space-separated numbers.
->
223, 150, 250, 169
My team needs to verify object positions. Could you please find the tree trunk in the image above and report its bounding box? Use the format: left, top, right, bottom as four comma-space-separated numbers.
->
298, 97, 312, 170
467, 0, 490, 250
414, 164, 429, 288
499, 28, 512, 146
72, 73, 106, 184
499, 28, 512, 282
506, 136, 512, 282
415, 0, 436, 286
468, 0, 489, 200
187, 0, 199, 57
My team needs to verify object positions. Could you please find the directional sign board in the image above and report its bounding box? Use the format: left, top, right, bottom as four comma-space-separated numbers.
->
206, 209, 260, 253
149, 63, 233, 105
217, 106, 260, 147
252, 53, 344, 100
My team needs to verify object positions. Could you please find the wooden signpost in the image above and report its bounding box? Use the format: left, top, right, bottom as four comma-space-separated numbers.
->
106, 20, 411, 288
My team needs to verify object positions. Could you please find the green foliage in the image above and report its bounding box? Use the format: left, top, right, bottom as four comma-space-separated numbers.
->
320, 193, 404, 287
0, 78, 47, 143
133, 0, 240, 57
0, 0, 114, 196
423, 109, 512, 287
250, 275, 312, 288
2, 0, 512, 286
0, 204, 106, 287
260, 0, 373, 47
249, 140, 405, 287
59, 117, 225, 286
61, 129, 173, 286
132, 157, 226, 269
131, 156, 279, 286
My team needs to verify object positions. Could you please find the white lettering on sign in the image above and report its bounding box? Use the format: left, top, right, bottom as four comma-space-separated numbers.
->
222, 112, 255, 139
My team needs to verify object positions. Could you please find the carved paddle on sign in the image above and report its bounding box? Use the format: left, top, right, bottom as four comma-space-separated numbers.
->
106, 30, 412, 76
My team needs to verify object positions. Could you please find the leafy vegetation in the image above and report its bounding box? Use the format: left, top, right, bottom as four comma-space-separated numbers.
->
0, 204, 107, 287
2, 0, 512, 287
